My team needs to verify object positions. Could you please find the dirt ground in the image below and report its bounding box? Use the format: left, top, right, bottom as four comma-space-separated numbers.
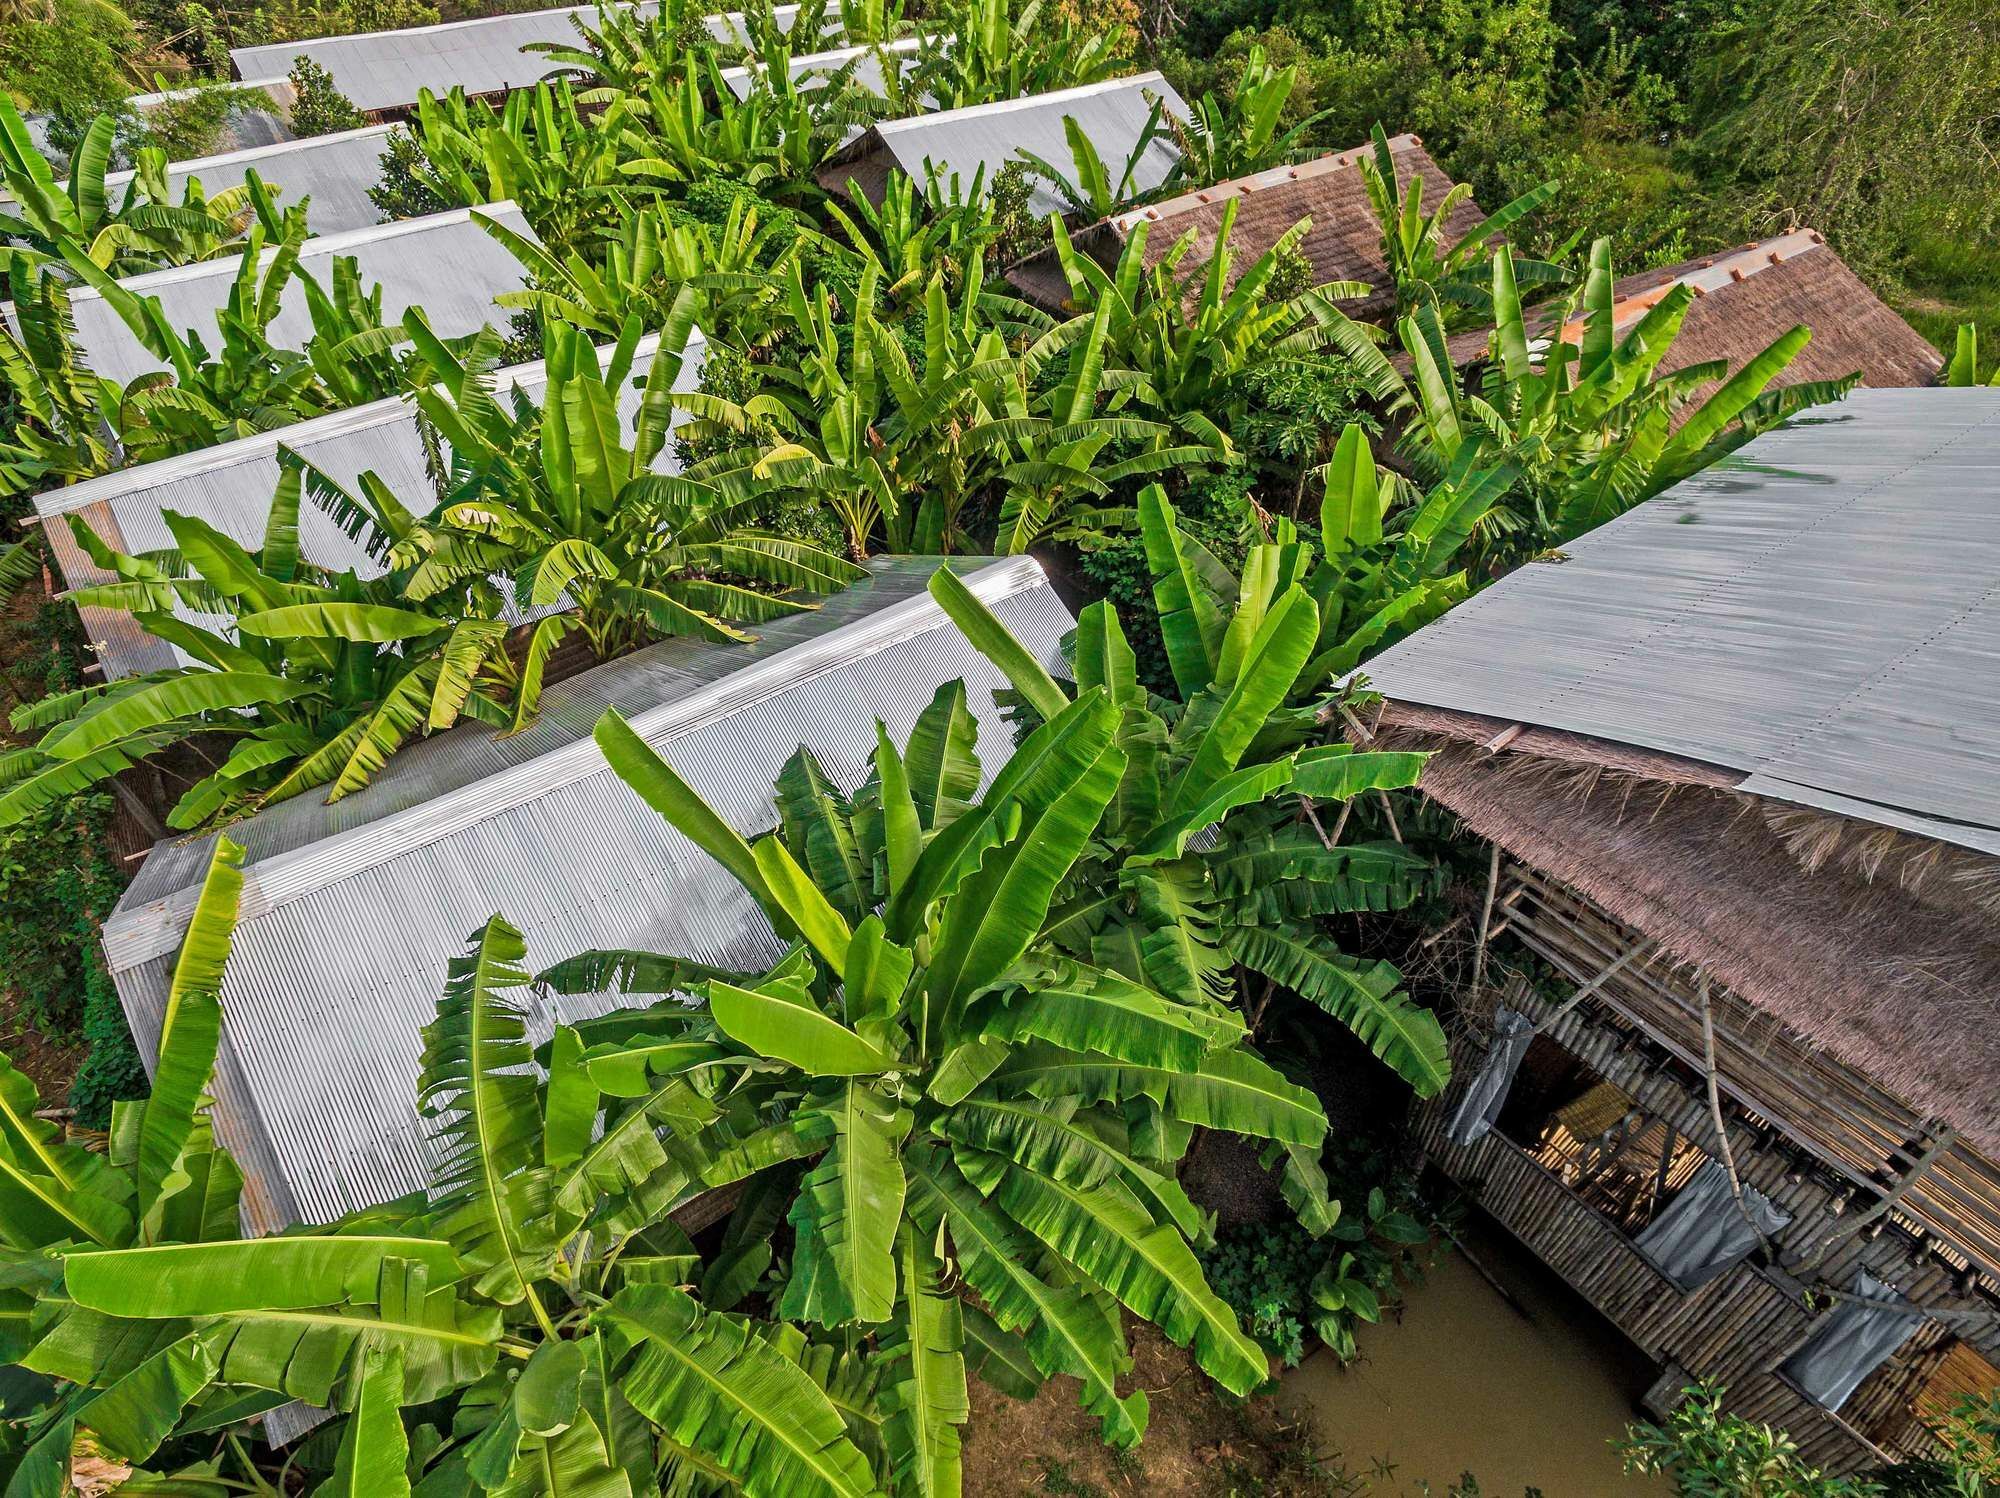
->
962, 1323, 1344, 1497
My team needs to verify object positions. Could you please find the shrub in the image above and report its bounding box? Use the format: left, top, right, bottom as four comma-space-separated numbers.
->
367, 124, 453, 220
0, 796, 123, 1035
286, 55, 365, 136
1073, 466, 1254, 694
0, 0, 138, 137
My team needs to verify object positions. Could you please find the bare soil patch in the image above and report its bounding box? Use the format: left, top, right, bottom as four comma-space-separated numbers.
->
962, 1323, 1341, 1497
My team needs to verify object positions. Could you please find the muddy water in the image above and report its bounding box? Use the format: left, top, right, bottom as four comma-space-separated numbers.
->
1279, 1214, 1672, 1496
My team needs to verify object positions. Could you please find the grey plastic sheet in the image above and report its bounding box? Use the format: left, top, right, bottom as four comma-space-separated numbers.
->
1781, 1270, 1923, 1412
1445, 1004, 1536, 1147
1634, 1160, 1792, 1290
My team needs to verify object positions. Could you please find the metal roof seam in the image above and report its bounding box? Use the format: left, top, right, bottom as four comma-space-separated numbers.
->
100, 556, 1046, 971
1531, 402, 2000, 735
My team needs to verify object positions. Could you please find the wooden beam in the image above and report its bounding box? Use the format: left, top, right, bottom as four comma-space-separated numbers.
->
1699, 974, 1773, 1259
1530, 938, 1656, 1036
1805, 1126, 1962, 1267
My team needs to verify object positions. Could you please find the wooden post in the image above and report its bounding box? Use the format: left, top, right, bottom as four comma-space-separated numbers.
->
1806, 1126, 1960, 1266
1471, 842, 1502, 991
1698, 974, 1772, 1258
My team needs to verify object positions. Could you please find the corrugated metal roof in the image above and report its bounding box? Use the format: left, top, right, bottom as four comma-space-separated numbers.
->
39, 329, 709, 679
230, 4, 832, 115
64, 203, 535, 386
822, 72, 1186, 219
96, 124, 399, 238
1360, 387, 2000, 856
102, 555, 1073, 1231
716, 34, 925, 100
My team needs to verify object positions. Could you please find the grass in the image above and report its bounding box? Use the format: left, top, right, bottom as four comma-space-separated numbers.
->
1890, 228, 2000, 381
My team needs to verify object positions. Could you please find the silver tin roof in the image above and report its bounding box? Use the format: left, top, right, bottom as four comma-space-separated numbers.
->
96, 124, 400, 239
716, 33, 925, 100
103, 555, 1073, 1232
1360, 387, 2000, 856
40, 328, 709, 679
231, 4, 832, 115
823, 71, 1186, 219
64, 202, 535, 386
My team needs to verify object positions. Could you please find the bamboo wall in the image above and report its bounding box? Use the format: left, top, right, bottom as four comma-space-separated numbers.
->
1419, 866, 2000, 1472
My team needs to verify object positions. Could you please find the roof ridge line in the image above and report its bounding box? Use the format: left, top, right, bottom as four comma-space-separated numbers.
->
66, 201, 529, 302
100, 556, 1046, 972
869, 70, 1167, 135
32, 329, 685, 519
1108, 135, 1424, 230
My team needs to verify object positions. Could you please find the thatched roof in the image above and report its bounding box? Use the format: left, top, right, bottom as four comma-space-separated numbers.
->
1004, 134, 1481, 315
1443, 230, 1943, 390
1377, 701, 2000, 1158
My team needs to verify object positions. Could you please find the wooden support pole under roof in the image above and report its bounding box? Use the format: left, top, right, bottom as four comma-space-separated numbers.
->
1699, 973, 1774, 1258
1529, 936, 1655, 1037
1802, 1126, 1963, 1269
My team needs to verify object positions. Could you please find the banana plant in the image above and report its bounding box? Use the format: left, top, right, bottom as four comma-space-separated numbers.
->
1358, 122, 1566, 319
0, 264, 125, 499
681, 259, 1219, 557
912, 0, 1127, 111
1017, 95, 1168, 221
483, 200, 797, 345
0, 99, 257, 280
1394, 238, 1851, 560
397, 81, 638, 255
929, 530, 1452, 1099
616, 61, 817, 194
0, 476, 523, 830
4, 682, 1328, 1495
527, 0, 726, 96
536, 675, 1332, 1466
1947, 322, 2000, 386
1158, 46, 1331, 190
393, 300, 863, 663
1044, 197, 1385, 440
821, 163, 1015, 311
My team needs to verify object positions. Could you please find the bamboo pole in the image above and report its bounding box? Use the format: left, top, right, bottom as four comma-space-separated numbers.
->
1699, 974, 1774, 1259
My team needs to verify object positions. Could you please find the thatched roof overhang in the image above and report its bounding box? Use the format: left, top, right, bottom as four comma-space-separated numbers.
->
1376, 700, 2000, 1162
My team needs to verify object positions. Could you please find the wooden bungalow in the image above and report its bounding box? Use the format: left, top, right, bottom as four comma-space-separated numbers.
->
1443, 228, 1944, 390
1005, 132, 1481, 316
1354, 387, 2000, 1472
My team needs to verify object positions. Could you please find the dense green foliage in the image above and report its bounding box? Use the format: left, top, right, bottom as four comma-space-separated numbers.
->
1201, 1158, 1445, 1367
0, 0, 1964, 1485
0, 683, 1352, 1492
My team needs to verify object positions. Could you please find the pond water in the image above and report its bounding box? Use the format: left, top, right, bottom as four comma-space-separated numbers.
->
1280, 1211, 1674, 1496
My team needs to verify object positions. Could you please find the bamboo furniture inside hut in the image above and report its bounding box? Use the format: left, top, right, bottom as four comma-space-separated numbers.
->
1354, 390, 2000, 1475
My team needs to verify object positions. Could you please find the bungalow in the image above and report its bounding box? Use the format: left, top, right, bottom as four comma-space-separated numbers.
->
1443, 229, 1944, 390
59, 202, 536, 385
33, 327, 709, 681
84, 124, 403, 239
230, 2, 833, 118
1357, 387, 2000, 1472
716, 34, 927, 101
